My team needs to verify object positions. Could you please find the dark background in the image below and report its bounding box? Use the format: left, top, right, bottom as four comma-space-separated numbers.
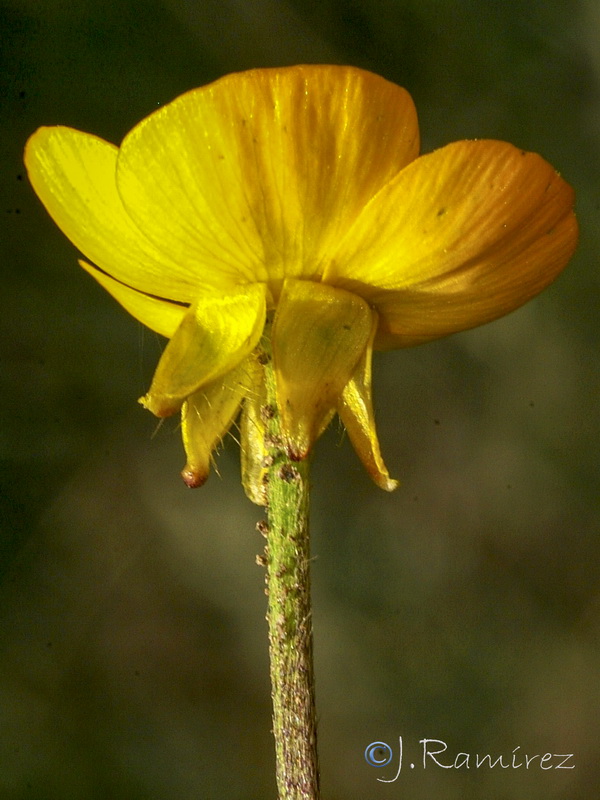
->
1, 0, 599, 797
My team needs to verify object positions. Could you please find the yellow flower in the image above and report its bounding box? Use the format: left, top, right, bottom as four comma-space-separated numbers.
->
24, 65, 578, 499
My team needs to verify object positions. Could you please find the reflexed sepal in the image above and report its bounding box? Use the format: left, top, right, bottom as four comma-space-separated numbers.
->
337, 313, 398, 491
272, 279, 373, 460
180, 361, 251, 488
240, 356, 269, 505
140, 283, 266, 417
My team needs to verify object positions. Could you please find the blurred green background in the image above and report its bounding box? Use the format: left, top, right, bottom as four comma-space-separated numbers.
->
1, 0, 599, 797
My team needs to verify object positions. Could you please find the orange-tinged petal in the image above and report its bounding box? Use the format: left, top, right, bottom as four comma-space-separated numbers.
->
141, 283, 266, 417
272, 279, 373, 460
370, 223, 575, 349
338, 314, 398, 490
79, 260, 186, 338
327, 140, 577, 345
180, 361, 252, 488
24, 127, 202, 301
116, 65, 419, 293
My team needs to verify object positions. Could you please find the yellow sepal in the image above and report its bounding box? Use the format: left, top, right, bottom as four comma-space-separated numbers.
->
337, 314, 398, 491
180, 361, 252, 488
272, 279, 372, 460
140, 283, 266, 417
239, 357, 269, 506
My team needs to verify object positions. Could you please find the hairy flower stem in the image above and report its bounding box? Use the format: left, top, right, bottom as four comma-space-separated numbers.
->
258, 324, 320, 800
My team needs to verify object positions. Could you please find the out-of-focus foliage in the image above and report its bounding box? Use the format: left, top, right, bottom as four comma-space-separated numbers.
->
1, 1, 599, 797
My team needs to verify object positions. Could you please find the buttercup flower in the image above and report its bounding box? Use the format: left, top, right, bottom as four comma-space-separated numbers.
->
25, 65, 578, 500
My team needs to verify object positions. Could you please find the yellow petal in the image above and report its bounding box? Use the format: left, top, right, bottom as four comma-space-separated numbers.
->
24, 127, 202, 301
116, 66, 419, 293
79, 260, 186, 338
327, 140, 578, 345
272, 279, 373, 460
337, 313, 398, 491
180, 361, 251, 488
141, 283, 266, 417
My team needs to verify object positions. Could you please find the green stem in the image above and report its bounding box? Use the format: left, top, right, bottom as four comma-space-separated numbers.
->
258, 326, 320, 800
